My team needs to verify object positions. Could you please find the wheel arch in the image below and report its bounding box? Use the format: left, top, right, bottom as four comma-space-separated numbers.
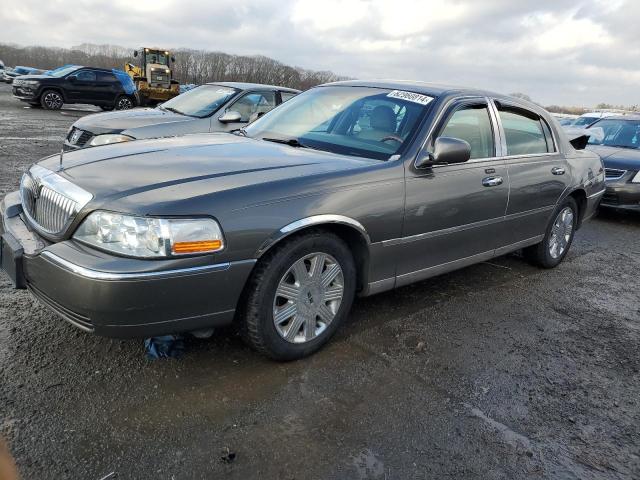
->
255, 215, 371, 293
566, 188, 588, 229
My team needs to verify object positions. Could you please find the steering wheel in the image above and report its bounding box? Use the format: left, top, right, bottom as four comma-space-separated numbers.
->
381, 135, 404, 144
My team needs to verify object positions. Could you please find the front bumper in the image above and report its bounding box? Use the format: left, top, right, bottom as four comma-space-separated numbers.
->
12, 85, 38, 100
1, 192, 255, 337
601, 176, 640, 210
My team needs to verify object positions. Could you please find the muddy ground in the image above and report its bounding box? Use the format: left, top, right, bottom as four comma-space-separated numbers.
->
0, 82, 638, 479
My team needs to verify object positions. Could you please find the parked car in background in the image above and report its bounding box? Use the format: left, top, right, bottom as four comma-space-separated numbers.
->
584, 115, 640, 210
12, 65, 137, 111
3, 66, 43, 84
63, 82, 300, 150
0, 81, 604, 360
571, 111, 617, 128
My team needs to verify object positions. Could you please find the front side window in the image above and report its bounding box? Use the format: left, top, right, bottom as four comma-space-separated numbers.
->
498, 107, 553, 155
76, 70, 97, 82
231, 92, 277, 122
160, 84, 239, 118
438, 104, 495, 159
587, 119, 640, 149
244, 86, 434, 160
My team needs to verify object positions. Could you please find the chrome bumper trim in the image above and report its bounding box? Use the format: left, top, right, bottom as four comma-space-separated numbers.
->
39, 251, 235, 281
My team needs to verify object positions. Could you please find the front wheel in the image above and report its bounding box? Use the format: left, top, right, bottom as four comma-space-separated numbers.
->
40, 90, 64, 110
240, 231, 356, 361
114, 95, 134, 110
524, 198, 578, 268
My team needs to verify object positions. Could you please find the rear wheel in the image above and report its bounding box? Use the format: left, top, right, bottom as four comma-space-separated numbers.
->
40, 90, 64, 110
524, 197, 578, 268
240, 231, 356, 361
114, 95, 134, 110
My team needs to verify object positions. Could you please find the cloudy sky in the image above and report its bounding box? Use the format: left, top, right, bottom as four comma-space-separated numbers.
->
1, 0, 637, 106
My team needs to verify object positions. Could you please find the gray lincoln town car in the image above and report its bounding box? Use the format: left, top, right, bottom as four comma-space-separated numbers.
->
0, 80, 605, 360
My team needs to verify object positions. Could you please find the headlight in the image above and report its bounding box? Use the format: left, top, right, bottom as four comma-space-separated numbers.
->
23, 80, 39, 86
632, 171, 640, 183
73, 211, 224, 258
88, 134, 134, 147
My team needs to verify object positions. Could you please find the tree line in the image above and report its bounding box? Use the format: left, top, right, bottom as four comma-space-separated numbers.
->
0, 43, 348, 90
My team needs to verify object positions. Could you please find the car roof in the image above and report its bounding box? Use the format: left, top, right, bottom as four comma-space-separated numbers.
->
320, 79, 511, 99
592, 114, 640, 121
204, 81, 300, 93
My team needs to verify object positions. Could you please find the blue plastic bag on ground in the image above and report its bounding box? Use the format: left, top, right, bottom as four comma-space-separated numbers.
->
144, 335, 185, 359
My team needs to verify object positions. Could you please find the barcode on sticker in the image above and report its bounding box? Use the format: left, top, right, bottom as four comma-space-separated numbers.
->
387, 90, 433, 105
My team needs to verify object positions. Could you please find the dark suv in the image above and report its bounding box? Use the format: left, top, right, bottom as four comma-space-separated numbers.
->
12, 65, 138, 111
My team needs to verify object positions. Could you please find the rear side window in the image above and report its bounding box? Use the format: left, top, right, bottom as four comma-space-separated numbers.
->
97, 72, 117, 82
76, 70, 97, 82
438, 104, 495, 159
498, 107, 555, 155
281, 91, 297, 103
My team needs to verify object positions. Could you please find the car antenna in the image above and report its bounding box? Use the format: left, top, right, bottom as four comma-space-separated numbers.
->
58, 148, 64, 171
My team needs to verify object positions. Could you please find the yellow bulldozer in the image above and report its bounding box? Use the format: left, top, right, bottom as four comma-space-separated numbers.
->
125, 47, 180, 106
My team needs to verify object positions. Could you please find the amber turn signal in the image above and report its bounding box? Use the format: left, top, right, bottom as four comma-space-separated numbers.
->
172, 240, 223, 254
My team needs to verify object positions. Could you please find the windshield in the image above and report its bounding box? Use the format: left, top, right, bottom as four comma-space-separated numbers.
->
587, 118, 640, 149
49, 66, 80, 77
145, 51, 169, 66
159, 84, 239, 118
244, 86, 434, 160
573, 116, 599, 127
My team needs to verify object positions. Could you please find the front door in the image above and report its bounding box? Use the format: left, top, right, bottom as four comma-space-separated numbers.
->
396, 99, 509, 286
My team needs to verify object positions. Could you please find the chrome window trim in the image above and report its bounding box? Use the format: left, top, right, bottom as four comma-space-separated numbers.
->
491, 99, 560, 157
39, 251, 241, 281
587, 189, 606, 199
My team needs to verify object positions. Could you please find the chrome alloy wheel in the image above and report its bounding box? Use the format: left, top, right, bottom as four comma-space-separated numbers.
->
116, 97, 133, 110
43, 92, 63, 109
549, 207, 574, 259
273, 252, 344, 344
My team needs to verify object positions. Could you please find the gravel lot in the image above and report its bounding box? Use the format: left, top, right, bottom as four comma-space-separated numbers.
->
0, 82, 639, 480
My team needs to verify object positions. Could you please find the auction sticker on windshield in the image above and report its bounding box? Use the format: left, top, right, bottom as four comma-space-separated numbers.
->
387, 90, 434, 105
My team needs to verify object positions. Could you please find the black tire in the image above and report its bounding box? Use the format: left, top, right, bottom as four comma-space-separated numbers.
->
40, 89, 64, 110
239, 231, 356, 361
524, 197, 578, 268
114, 95, 134, 110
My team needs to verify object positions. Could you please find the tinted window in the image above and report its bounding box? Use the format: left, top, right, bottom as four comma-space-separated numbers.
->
231, 92, 277, 122
97, 72, 117, 82
76, 70, 97, 82
439, 105, 495, 159
281, 91, 297, 103
498, 108, 551, 155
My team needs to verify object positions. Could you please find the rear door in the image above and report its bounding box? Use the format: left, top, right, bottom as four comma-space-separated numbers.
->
397, 97, 510, 285
492, 100, 569, 246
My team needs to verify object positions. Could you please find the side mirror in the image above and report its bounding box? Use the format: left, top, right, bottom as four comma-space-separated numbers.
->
219, 110, 242, 123
133, 50, 138, 57
68, 75, 77, 83
415, 137, 471, 169
171, 56, 176, 63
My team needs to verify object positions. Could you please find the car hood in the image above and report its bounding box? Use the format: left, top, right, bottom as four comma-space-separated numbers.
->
587, 145, 640, 170
37, 133, 375, 213
73, 108, 194, 133
15, 74, 50, 81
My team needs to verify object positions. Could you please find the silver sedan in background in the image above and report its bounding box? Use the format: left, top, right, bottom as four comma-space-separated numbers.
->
63, 82, 300, 150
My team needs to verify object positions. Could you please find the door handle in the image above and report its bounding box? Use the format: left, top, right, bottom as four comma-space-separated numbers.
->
482, 176, 503, 187
551, 167, 566, 175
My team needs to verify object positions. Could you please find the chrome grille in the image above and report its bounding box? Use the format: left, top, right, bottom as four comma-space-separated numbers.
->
21, 176, 77, 235
605, 168, 626, 180
19, 165, 93, 239
67, 127, 93, 147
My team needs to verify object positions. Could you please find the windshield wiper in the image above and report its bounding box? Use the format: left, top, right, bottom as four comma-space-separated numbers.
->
262, 137, 310, 148
163, 106, 188, 116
